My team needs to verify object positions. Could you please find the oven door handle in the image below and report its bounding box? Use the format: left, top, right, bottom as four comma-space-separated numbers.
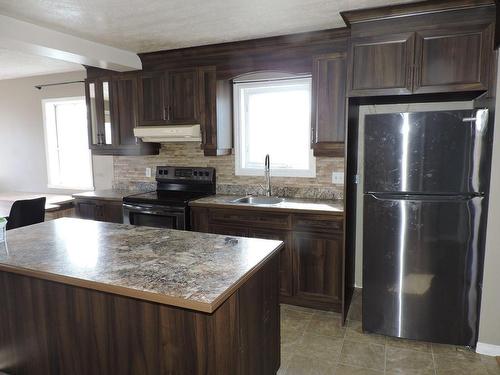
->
123, 203, 175, 216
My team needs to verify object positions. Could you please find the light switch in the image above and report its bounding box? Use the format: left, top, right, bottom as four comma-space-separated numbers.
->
332, 172, 344, 184
145, 167, 152, 178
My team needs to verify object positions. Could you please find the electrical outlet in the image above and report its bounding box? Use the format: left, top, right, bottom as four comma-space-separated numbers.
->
332, 172, 344, 184
145, 167, 152, 178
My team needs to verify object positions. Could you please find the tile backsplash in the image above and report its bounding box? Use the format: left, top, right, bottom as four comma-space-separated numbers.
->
113, 143, 344, 200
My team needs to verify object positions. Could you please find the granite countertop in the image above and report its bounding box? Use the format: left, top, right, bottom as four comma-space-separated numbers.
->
0, 218, 283, 313
72, 189, 136, 202
0, 192, 75, 217
189, 195, 344, 214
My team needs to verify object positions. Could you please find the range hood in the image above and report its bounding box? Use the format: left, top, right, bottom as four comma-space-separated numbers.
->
134, 125, 202, 142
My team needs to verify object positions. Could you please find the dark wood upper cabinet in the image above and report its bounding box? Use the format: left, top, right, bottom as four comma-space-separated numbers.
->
345, 1, 495, 97
166, 69, 199, 124
86, 77, 114, 149
113, 75, 139, 146
311, 53, 347, 157
86, 74, 159, 156
413, 23, 494, 94
138, 69, 199, 126
198, 66, 232, 156
138, 71, 165, 125
137, 67, 232, 156
348, 32, 415, 96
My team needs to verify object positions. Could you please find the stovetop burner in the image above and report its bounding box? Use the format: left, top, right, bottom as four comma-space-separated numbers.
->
124, 190, 212, 206
123, 166, 216, 207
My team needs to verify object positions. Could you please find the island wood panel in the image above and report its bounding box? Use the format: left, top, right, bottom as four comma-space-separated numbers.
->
0, 254, 279, 375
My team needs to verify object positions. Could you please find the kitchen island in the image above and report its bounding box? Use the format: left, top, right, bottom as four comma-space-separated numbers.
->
0, 218, 283, 375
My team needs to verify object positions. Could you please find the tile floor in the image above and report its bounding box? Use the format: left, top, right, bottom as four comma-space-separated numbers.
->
279, 290, 500, 375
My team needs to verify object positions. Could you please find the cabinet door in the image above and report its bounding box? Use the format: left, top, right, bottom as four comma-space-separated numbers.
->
249, 228, 293, 297
85, 79, 102, 148
198, 66, 218, 153
113, 75, 138, 146
75, 200, 100, 221
311, 53, 347, 157
198, 66, 232, 156
100, 202, 123, 224
293, 231, 343, 304
138, 72, 166, 125
413, 24, 493, 94
85, 78, 115, 148
190, 207, 209, 232
166, 69, 199, 124
349, 32, 415, 96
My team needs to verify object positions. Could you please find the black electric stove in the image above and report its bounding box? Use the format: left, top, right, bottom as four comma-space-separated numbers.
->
123, 166, 215, 230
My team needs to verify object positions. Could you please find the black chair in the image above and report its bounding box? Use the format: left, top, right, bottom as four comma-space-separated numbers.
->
6, 197, 46, 230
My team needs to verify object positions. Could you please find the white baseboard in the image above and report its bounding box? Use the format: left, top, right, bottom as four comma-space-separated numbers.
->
476, 342, 500, 356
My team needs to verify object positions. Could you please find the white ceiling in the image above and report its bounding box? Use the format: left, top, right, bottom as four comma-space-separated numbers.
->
0, 48, 83, 80
0, 0, 417, 79
0, 0, 417, 53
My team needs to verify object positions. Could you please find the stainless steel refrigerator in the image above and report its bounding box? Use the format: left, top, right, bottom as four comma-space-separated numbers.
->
362, 109, 490, 347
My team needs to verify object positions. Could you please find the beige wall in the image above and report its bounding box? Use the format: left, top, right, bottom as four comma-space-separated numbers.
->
113, 143, 344, 199
0, 71, 113, 194
477, 62, 500, 349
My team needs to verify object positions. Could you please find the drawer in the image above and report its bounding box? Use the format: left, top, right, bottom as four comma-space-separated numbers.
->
292, 214, 343, 233
209, 208, 291, 230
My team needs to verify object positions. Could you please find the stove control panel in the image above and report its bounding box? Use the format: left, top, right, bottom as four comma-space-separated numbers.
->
156, 166, 215, 182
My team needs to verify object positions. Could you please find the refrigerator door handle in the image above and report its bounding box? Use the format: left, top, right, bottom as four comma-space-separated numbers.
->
366, 193, 481, 201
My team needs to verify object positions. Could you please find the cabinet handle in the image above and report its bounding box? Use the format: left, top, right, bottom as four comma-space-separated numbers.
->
311, 127, 315, 145
413, 64, 420, 91
163, 107, 167, 121
167, 105, 172, 121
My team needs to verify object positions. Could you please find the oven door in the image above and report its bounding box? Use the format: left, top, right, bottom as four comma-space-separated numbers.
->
123, 203, 187, 230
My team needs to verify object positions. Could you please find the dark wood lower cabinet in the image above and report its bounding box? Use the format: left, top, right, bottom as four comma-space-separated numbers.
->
75, 198, 123, 223
191, 206, 345, 313
249, 228, 293, 298
293, 231, 343, 310
210, 223, 249, 237
0, 254, 280, 375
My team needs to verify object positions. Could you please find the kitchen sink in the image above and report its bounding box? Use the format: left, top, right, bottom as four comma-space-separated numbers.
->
230, 196, 284, 205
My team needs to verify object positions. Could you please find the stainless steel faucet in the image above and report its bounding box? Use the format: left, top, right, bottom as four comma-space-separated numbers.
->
264, 154, 272, 197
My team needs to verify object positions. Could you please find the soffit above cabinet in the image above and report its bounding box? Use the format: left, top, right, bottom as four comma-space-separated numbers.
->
340, 0, 495, 27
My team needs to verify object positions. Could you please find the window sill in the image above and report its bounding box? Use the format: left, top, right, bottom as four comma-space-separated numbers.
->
235, 169, 316, 178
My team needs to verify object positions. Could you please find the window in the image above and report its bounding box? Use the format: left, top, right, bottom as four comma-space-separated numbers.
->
42, 97, 94, 190
233, 75, 315, 177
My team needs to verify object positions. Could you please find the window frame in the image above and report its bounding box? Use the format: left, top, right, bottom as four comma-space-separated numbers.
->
233, 75, 316, 178
41, 96, 94, 191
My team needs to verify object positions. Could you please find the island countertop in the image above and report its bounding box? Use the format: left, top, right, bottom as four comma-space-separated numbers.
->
0, 218, 283, 313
